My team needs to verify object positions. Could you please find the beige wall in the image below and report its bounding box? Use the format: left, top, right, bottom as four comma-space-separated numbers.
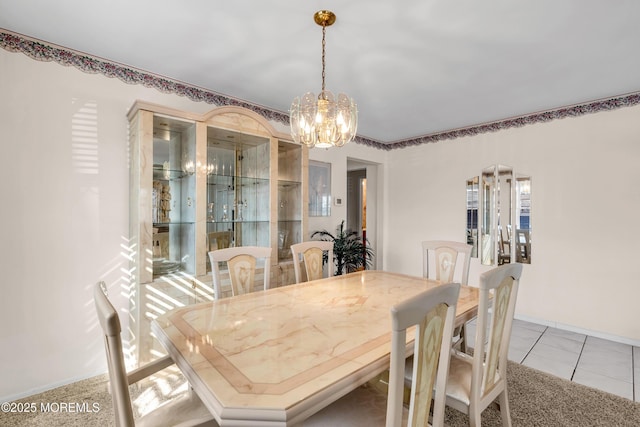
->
0, 49, 227, 401
2, 45, 639, 402
384, 105, 640, 343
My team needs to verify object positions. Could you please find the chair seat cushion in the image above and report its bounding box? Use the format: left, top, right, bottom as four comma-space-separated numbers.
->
405, 353, 475, 407
137, 391, 218, 427
446, 353, 474, 406
445, 352, 502, 407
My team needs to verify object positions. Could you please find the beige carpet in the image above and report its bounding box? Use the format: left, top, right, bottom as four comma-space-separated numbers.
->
1, 362, 638, 426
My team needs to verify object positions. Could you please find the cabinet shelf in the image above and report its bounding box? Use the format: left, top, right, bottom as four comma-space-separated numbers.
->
207, 220, 270, 224
152, 166, 191, 181
207, 176, 270, 184
278, 179, 302, 187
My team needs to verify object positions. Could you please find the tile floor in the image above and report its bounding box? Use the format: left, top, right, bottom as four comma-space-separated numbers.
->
466, 318, 638, 402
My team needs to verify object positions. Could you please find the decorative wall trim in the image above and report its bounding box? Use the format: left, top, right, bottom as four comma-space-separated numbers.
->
2, 29, 639, 152
390, 92, 640, 149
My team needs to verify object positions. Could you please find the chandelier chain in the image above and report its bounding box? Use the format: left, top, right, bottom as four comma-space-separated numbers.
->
321, 24, 326, 93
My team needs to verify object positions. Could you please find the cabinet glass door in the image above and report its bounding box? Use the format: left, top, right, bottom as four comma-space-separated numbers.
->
152, 115, 196, 277
277, 141, 302, 262
206, 127, 270, 271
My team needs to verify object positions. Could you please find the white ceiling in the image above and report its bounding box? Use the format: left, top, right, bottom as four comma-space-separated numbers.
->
2, 0, 639, 144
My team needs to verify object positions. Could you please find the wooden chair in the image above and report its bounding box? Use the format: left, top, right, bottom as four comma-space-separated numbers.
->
290, 241, 334, 284
208, 246, 271, 299
443, 263, 523, 427
302, 282, 460, 427
94, 282, 217, 427
422, 240, 472, 350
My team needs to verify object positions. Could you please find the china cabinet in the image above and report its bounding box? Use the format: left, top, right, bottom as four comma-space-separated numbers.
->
128, 101, 307, 363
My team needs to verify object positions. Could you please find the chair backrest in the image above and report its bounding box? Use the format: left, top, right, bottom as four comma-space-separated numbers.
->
472, 263, 522, 402
422, 240, 472, 285
387, 282, 460, 427
515, 229, 531, 263
208, 246, 272, 299
94, 281, 135, 427
207, 230, 233, 251
290, 241, 334, 284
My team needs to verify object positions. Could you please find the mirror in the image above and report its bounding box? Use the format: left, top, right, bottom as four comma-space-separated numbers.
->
468, 165, 531, 265
515, 175, 531, 264
481, 165, 513, 265
480, 167, 495, 264
466, 177, 479, 258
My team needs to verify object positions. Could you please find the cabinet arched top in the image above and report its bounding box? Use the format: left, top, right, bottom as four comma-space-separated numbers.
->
203, 106, 289, 140
127, 101, 292, 141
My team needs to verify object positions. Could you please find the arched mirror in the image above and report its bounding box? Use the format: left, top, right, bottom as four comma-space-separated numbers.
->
467, 165, 531, 265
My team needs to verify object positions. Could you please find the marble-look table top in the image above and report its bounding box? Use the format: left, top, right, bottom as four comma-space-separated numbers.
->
151, 270, 480, 426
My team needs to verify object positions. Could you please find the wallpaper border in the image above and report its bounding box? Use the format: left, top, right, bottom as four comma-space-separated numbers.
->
2, 29, 639, 152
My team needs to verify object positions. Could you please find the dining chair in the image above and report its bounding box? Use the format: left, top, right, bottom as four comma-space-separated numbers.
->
290, 240, 334, 284
422, 240, 472, 285
207, 230, 233, 251
422, 240, 472, 351
440, 263, 523, 427
515, 229, 531, 263
208, 246, 272, 299
94, 281, 218, 427
498, 226, 511, 265
302, 282, 461, 427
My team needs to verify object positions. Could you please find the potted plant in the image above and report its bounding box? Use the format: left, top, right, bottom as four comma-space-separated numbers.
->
311, 220, 374, 275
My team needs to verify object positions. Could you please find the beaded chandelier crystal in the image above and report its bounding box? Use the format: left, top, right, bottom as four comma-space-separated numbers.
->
290, 10, 358, 148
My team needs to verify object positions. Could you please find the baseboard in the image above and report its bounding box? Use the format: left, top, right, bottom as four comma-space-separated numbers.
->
514, 314, 640, 347
1, 369, 107, 403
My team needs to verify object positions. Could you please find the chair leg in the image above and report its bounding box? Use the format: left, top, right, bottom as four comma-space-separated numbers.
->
468, 404, 482, 427
459, 324, 467, 354
452, 324, 468, 354
498, 390, 512, 427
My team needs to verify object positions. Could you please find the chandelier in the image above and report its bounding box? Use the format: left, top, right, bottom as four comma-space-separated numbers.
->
290, 10, 358, 148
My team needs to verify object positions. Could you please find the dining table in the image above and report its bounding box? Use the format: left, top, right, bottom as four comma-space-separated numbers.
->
151, 270, 480, 426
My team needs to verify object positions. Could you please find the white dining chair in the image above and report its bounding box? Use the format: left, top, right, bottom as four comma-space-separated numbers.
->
422, 240, 473, 351
302, 282, 461, 427
515, 228, 531, 263
208, 246, 272, 299
422, 240, 472, 285
441, 263, 522, 427
290, 241, 334, 284
94, 281, 218, 427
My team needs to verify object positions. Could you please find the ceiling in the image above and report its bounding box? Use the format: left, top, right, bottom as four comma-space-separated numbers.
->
2, 1, 640, 145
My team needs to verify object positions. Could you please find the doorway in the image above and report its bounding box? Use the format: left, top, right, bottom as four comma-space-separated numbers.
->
347, 169, 366, 239
347, 159, 379, 270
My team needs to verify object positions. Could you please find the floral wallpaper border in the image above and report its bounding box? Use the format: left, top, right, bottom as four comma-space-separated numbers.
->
2, 29, 639, 151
